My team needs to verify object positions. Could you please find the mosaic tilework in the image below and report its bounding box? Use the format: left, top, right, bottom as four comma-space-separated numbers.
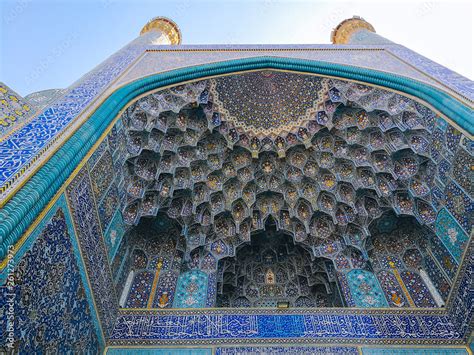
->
2, 129, 466, 346
210, 71, 328, 135
205, 272, 217, 308
376, 270, 409, 308
430, 128, 446, 163
85, 117, 128, 266
121, 77, 446, 294
107, 349, 211, 355
106, 346, 469, 354
431, 185, 446, 211
386, 46, 474, 102
89, 139, 109, 169
105, 210, 126, 262
361, 348, 468, 354
448, 242, 473, 339
3, 40, 472, 203
66, 167, 118, 335
337, 272, 356, 307
424, 254, 451, 301
107, 121, 121, 155
125, 271, 155, 308
216, 345, 359, 354
153, 270, 179, 309
109, 237, 474, 344
444, 181, 473, 232
173, 270, 209, 309
0, 82, 35, 138
460, 135, 473, 155
346, 269, 388, 308
105, 119, 128, 263
1, 39, 472, 348
430, 234, 458, 280
110, 311, 462, 343
109, 118, 127, 165
0, 208, 99, 353
214, 229, 335, 308
435, 208, 469, 262
1, 46, 472, 284
369, 218, 457, 307
24, 88, 66, 112
452, 148, 473, 197
113, 245, 132, 294
437, 159, 452, 185
91, 150, 115, 202
446, 125, 463, 153
116, 46, 454, 95
399, 271, 436, 307
348, 30, 395, 45
99, 184, 120, 233
111, 217, 188, 309
0, 33, 151, 191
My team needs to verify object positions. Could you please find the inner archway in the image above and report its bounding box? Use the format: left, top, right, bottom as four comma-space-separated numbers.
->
216, 222, 342, 308
110, 69, 467, 310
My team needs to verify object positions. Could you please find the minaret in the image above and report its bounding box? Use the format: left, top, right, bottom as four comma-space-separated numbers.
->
139, 16, 182, 45
0, 16, 183, 260
331, 16, 393, 45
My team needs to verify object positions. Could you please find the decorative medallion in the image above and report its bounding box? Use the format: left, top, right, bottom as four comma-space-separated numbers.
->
210, 70, 329, 137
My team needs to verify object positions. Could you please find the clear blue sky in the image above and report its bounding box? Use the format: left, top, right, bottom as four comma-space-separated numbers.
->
1, 0, 472, 96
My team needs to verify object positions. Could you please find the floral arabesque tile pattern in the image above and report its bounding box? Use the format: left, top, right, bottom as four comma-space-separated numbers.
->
0, 208, 99, 353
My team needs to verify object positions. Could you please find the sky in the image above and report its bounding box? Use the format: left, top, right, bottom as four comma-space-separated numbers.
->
1, 0, 472, 96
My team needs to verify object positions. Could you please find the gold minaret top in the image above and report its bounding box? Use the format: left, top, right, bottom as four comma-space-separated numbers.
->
140, 17, 182, 45
331, 16, 375, 44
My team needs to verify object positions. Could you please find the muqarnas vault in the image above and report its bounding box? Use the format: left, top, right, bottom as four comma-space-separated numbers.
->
0, 16, 473, 354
